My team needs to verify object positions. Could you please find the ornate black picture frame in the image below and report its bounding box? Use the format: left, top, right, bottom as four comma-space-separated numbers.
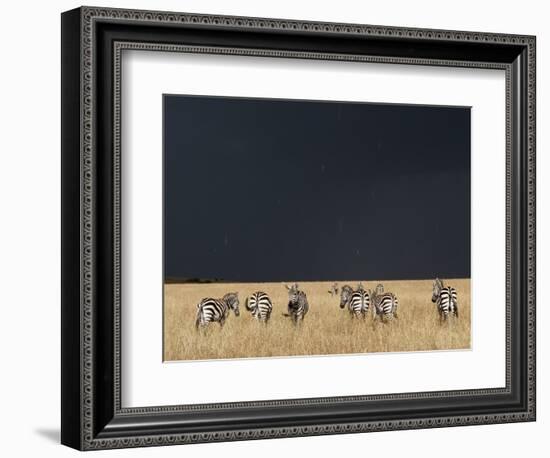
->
61, 6, 536, 450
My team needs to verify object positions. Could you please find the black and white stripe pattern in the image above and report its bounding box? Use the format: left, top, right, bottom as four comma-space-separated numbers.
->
350, 283, 371, 318
245, 291, 273, 323
195, 292, 240, 328
284, 283, 309, 324
432, 278, 458, 322
340, 284, 370, 318
371, 284, 399, 321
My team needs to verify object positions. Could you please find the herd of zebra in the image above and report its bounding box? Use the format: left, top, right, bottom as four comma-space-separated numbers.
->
194, 278, 459, 329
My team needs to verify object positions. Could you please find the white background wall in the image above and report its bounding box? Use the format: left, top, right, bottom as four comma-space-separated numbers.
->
0, 0, 546, 456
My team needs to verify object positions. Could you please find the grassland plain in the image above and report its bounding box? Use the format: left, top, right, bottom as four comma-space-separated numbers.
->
163, 279, 470, 361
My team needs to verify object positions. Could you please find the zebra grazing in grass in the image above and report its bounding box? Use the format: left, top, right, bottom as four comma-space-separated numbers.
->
245, 291, 273, 323
432, 278, 458, 322
283, 283, 309, 324
340, 283, 370, 318
371, 284, 399, 321
195, 292, 240, 329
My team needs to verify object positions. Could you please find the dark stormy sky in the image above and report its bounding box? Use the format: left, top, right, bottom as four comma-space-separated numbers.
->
164, 95, 470, 282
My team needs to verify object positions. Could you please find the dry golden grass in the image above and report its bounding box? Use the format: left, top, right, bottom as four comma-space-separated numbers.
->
164, 279, 470, 361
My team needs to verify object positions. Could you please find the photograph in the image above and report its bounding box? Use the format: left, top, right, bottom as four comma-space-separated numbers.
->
163, 95, 471, 361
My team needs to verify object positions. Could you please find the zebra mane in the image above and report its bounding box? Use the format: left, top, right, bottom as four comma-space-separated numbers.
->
341, 284, 353, 295
433, 278, 444, 293
222, 292, 238, 305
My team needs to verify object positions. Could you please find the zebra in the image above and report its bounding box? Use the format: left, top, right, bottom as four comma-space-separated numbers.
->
432, 278, 458, 322
283, 283, 309, 324
371, 283, 398, 321
245, 291, 273, 323
195, 292, 240, 329
328, 282, 339, 297
351, 283, 371, 318
339, 284, 354, 311
340, 283, 370, 318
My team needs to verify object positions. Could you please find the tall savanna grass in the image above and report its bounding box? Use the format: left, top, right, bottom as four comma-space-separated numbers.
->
164, 279, 470, 361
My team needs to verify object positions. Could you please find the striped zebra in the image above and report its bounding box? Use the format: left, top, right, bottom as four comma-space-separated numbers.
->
371, 284, 399, 321
245, 291, 273, 323
283, 283, 309, 324
340, 284, 370, 318
432, 278, 458, 322
352, 283, 371, 318
195, 292, 240, 329
339, 284, 354, 311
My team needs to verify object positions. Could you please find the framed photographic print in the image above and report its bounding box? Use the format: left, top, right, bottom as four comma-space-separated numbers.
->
162, 95, 472, 361
61, 6, 536, 450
